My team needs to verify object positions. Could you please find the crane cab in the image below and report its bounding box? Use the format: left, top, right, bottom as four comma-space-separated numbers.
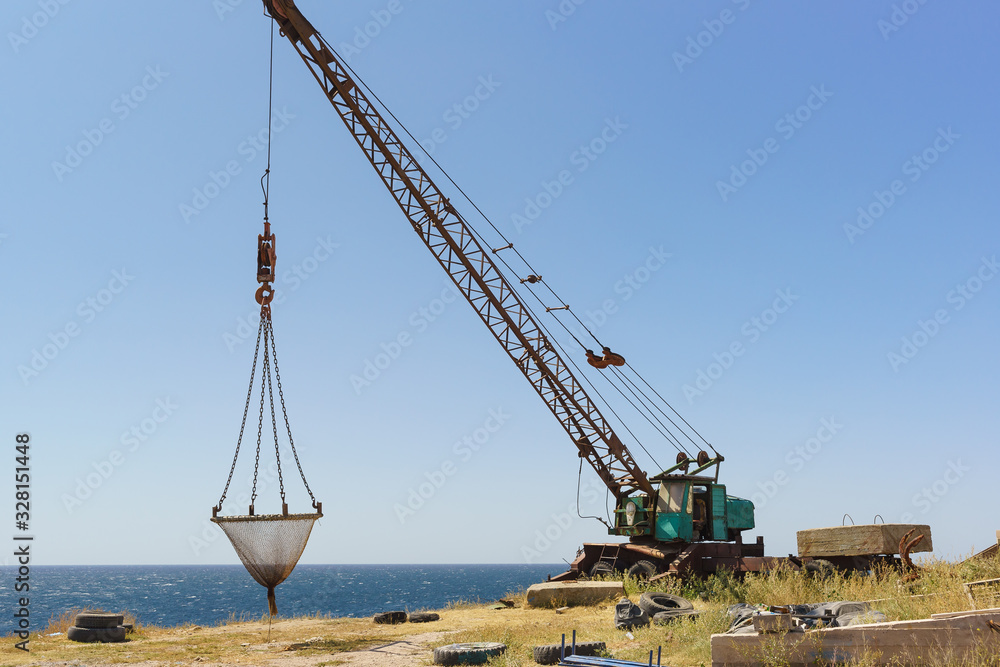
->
611, 453, 755, 543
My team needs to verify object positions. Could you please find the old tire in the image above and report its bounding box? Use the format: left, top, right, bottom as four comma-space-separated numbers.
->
408, 612, 440, 623
74, 613, 124, 629
589, 561, 614, 578
433, 642, 506, 665
803, 559, 837, 579
67, 625, 127, 643
638, 592, 694, 616
653, 609, 696, 625
627, 560, 658, 580
373, 611, 407, 625
533, 641, 606, 665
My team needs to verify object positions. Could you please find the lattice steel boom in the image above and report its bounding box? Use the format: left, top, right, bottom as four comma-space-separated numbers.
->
262, 0, 654, 499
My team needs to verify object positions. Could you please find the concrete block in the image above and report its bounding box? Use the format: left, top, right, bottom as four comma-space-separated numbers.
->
526, 581, 624, 608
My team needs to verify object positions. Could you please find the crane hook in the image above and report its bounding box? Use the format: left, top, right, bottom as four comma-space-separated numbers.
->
256, 224, 277, 312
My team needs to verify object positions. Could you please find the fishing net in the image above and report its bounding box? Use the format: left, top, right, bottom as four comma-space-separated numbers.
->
211, 513, 320, 615
212, 225, 322, 616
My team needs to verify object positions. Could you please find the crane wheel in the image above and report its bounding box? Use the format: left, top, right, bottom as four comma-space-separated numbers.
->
588, 561, 614, 578
627, 560, 658, 580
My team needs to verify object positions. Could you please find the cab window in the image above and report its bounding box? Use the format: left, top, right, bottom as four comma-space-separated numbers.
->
658, 482, 688, 513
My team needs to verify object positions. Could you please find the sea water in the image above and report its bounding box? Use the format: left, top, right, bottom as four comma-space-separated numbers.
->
4, 563, 562, 629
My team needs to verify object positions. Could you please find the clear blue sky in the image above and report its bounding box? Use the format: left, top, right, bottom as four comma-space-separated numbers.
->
2, 1, 997, 566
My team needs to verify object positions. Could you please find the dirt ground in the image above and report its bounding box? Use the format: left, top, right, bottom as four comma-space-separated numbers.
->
3, 602, 640, 667
0, 590, 729, 666
8, 618, 463, 667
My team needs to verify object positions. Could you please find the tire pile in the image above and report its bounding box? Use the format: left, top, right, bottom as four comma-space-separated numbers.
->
67, 612, 130, 643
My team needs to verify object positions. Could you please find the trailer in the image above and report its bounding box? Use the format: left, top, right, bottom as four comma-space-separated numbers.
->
551, 524, 932, 581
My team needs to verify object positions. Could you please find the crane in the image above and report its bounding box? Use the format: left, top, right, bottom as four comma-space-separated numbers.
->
259, 0, 762, 578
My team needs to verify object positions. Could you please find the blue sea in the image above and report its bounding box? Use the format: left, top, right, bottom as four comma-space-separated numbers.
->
5, 564, 563, 629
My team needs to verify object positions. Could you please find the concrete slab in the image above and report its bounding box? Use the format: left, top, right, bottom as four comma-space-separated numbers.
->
526, 581, 624, 608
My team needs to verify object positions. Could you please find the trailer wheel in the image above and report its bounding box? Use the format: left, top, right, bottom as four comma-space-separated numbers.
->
803, 559, 837, 580
589, 561, 614, 578
638, 592, 694, 616
627, 560, 658, 580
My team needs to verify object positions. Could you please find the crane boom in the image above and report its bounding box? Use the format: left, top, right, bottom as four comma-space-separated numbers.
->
262, 0, 655, 499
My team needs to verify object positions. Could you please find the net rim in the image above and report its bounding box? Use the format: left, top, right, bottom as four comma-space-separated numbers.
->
211, 512, 323, 523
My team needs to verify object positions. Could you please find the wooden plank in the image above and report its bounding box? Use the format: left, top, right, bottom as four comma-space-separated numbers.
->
964, 577, 1000, 610
796, 523, 932, 557
931, 607, 1000, 619
712, 611, 1000, 666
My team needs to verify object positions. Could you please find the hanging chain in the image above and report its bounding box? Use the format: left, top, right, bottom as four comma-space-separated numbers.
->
268, 317, 317, 505
215, 314, 266, 511
250, 322, 269, 505
265, 318, 287, 503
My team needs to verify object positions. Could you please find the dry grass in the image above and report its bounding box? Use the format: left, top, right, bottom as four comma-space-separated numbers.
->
4, 554, 999, 666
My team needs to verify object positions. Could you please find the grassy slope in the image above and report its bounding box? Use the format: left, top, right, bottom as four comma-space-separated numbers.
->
2, 554, 999, 666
